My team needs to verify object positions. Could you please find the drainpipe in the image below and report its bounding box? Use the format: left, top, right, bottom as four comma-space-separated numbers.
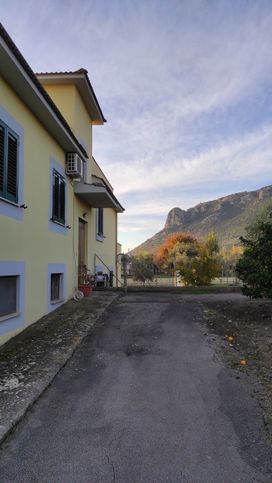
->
115, 211, 118, 287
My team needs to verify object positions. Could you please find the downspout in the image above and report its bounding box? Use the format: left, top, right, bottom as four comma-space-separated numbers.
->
115, 211, 118, 287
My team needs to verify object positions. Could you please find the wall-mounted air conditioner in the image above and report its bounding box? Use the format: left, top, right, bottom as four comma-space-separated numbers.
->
66, 153, 83, 178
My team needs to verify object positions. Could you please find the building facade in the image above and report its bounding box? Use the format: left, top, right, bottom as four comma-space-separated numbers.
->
0, 24, 124, 346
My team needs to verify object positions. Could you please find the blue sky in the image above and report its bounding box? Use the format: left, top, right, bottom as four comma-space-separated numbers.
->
1, 0, 272, 251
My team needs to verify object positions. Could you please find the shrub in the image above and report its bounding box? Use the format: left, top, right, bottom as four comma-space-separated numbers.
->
130, 254, 154, 283
236, 221, 272, 299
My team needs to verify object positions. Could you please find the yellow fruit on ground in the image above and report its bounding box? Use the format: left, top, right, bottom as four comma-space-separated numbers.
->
226, 335, 234, 343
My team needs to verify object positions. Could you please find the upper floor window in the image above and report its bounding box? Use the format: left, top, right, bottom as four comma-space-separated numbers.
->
0, 121, 19, 203
52, 169, 65, 225
97, 207, 104, 236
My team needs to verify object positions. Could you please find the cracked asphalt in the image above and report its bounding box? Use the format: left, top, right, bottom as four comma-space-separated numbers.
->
0, 292, 271, 482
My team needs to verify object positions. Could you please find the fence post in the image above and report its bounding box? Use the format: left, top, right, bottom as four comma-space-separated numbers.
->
121, 254, 129, 293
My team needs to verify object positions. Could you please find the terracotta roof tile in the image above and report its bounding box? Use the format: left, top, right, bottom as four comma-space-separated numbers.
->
36, 70, 86, 76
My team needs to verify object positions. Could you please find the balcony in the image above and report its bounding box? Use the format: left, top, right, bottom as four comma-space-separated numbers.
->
74, 181, 124, 213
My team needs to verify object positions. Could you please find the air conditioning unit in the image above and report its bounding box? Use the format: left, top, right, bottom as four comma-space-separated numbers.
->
66, 153, 83, 178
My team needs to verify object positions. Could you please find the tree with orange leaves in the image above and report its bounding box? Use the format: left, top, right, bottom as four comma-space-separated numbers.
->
155, 233, 197, 267
155, 231, 220, 285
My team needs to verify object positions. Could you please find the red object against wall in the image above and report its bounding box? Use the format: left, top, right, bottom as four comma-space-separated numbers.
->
78, 285, 93, 297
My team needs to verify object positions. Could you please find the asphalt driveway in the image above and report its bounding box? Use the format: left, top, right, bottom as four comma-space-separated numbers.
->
0, 292, 271, 482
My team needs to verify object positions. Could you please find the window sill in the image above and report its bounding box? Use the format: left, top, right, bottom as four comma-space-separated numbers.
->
96, 233, 105, 242
50, 218, 66, 228
50, 298, 64, 305
0, 311, 20, 323
0, 197, 20, 207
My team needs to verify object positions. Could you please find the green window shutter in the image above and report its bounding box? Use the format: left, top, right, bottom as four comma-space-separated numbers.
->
100, 208, 103, 234
59, 177, 65, 224
52, 169, 66, 224
52, 170, 59, 220
0, 125, 4, 195
6, 132, 18, 202
98, 207, 104, 234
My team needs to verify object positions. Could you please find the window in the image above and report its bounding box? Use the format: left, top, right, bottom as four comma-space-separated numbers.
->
48, 263, 66, 311
0, 276, 17, 318
0, 262, 25, 333
97, 208, 104, 236
0, 121, 19, 203
52, 169, 65, 224
50, 273, 63, 302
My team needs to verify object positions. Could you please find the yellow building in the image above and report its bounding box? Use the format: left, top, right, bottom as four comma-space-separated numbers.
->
0, 24, 124, 346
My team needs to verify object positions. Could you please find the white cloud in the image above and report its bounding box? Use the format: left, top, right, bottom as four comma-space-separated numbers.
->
1, 0, 272, 252
104, 123, 272, 196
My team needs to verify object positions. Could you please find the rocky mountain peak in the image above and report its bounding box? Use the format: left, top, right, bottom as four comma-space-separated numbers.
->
164, 207, 186, 229
130, 185, 272, 256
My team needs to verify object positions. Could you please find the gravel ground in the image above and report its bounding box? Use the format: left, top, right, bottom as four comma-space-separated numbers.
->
196, 293, 272, 441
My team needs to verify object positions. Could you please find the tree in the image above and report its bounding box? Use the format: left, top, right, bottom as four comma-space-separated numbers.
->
206, 232, 219, 255
155, 232, 220, 286
236, 214, 272, 299
155, 233, 197, 272
219, 244, 244, 278
246, 198, 272, 239
130, 254, 154, 284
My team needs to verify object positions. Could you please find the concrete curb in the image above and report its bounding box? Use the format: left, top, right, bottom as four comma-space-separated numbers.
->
0, 292, 122, 445
96, 286, 242, 294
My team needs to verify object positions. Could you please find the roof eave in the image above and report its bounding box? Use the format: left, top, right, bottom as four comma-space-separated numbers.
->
36, 72, 106, 125
0, 27, 87, 159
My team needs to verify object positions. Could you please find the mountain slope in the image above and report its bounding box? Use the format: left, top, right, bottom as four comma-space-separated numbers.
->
131, 185, 272, 255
